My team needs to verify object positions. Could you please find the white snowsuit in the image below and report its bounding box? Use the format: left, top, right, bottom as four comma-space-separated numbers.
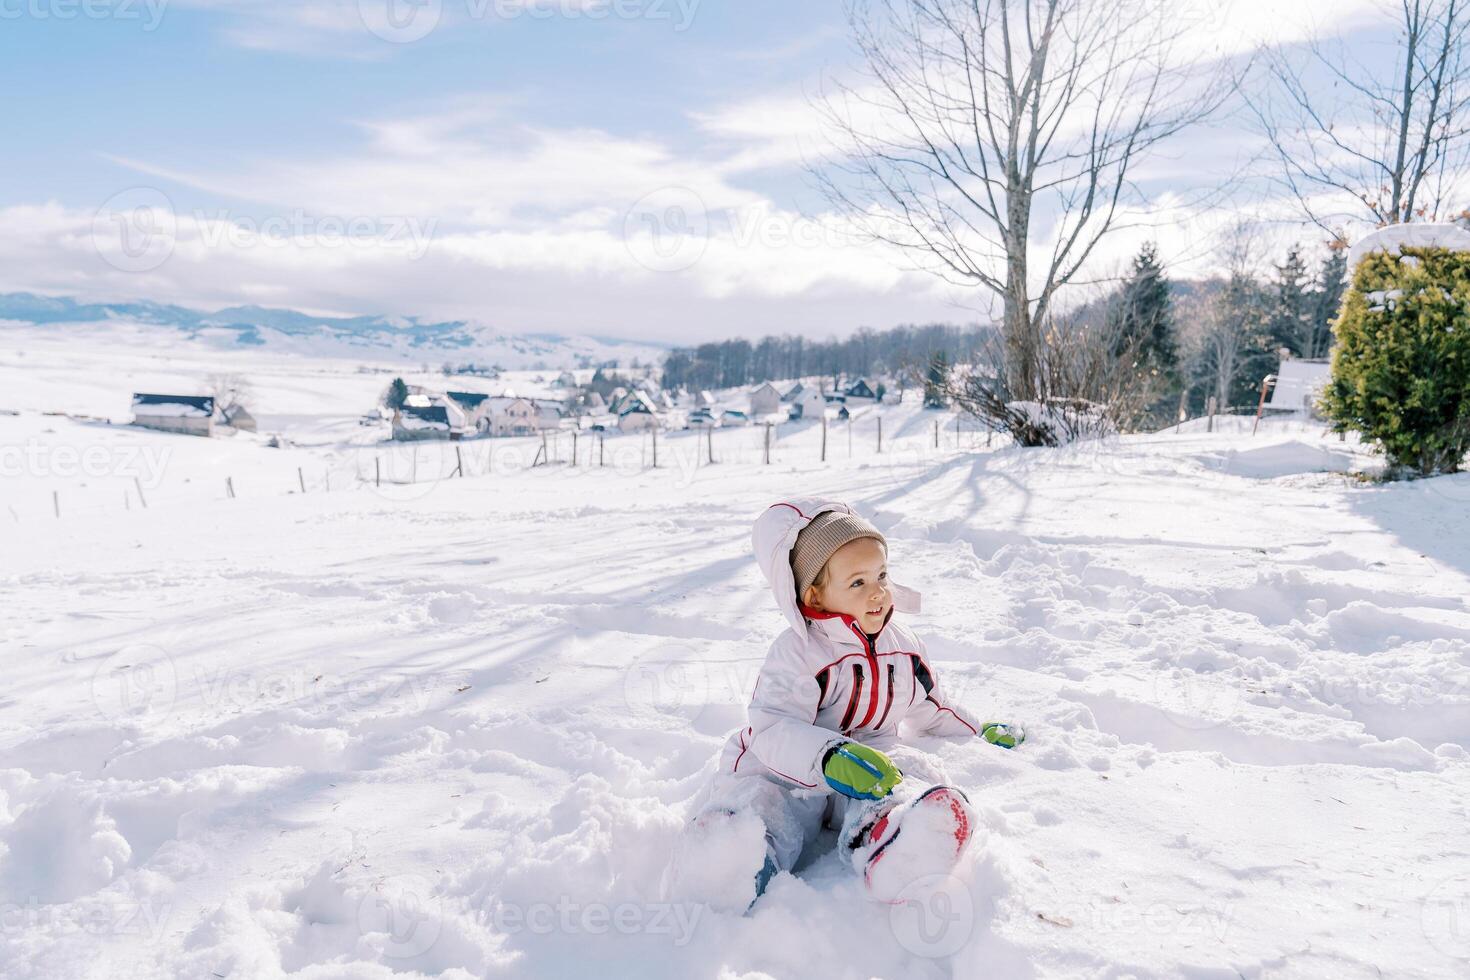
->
699, 499, 984, 873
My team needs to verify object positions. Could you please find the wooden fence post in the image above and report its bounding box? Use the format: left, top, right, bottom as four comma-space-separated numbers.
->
572, 431, 578, 467
1207, 396, 1217, 434
934, 418, 939, 448
877, 415, 883, 454
226, 477, 235, 499
375, 457, 380, 488
455, 445, 464, 478
652, 427, 658, 468
821, 416, 828, 462
133, 476, 148, 509
298, 467, 306, 493
707, 425, 714, 465
764, 423, 772, 465
53, 490, 60, 519
600, 435, 605, 467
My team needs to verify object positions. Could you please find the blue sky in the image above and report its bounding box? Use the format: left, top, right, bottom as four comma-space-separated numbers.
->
0, 0, 1399, 342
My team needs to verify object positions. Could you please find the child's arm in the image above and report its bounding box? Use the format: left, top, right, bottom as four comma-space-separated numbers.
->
741, 638, 846, 791
906, 638, 1026, 747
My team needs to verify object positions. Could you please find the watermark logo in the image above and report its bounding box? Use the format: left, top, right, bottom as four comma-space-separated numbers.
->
1152, 663, 1244, 732
357, 874, 444, 959
622, 641, 713, 718
0, 441, 171, 487
90, 644, 178, 725
623, 187, 709, 273
484, 897, 702, 946
358, 0, 442, 42
889, 873, 975, 959
0, 0, 168, 30
92, 187, 177, 273
1423, 874, 1470, 961
355, 437, 458, 503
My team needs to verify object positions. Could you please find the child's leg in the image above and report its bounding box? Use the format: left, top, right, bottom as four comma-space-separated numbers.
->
671, 773, 825, 909
698, 773, 825, 871
835, 747, 976, 902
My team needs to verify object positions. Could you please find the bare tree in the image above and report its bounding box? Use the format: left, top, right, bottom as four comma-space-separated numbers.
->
813, 0, 1233, 419
207, 373, 253, 411
1250, 0, 1470, 232
1196, 222, 1269, 411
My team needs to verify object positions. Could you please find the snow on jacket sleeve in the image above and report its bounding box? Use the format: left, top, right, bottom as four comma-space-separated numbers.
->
903, 635, 982, 738
744, 633, 845, 791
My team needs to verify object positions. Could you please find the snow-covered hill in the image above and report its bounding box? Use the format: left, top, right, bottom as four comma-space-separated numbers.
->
3, 387, 1469, 977
0, 293, 666, 368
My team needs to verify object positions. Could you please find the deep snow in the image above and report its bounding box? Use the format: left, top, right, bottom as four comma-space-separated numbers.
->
2, 341, 1469, 979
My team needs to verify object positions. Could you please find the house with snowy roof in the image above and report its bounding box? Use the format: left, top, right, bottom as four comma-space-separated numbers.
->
844, 377, 878, 403
131, 394, 217, 437
789, 386, 829, 421
1266, 357, 1333, 418
749, 382, 782, 418
782, 381, 804, 403
447, 391, 491, 428
617, 391, 662, 432
392, 401, 468, 441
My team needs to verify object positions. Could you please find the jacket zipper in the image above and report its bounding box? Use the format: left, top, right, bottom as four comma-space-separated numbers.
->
848, 621, 883, 730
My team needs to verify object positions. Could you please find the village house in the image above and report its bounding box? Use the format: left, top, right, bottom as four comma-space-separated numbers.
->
482, 396, 538, 437
789, 387, 828, 421
844, 377, 878, 403
392, 402, 468, 441
131, 394, 217, 437
221, 403, 257, 433
617, 391, 661, 432
782, 381, 804, 403
447, 391, 492, 429
749, 382, 782, 417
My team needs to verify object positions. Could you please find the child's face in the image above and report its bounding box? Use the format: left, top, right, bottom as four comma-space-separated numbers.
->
802, 537, 891, 633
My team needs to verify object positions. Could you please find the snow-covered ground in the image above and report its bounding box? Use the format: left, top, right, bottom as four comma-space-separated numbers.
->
3, 341, 1470, 979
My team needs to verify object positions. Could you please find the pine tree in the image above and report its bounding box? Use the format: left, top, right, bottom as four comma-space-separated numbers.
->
1267, 245, 1313, 357
1110, 243, 1177, 373
386, 377, 409, 410
1310, 245, 1348, 359
923, 351, 950, 408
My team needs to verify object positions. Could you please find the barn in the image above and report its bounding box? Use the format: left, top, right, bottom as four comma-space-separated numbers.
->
131, 394, 216, 438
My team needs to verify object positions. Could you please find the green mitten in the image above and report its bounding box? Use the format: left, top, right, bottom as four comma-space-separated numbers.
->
822, 742, 902, 800
981, 722, 1025, 749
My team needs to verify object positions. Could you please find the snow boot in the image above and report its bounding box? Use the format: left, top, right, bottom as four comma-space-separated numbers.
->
851, 785, 975, 903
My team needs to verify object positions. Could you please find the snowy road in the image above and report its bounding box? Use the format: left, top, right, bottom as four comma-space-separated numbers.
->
3, 423, 1469, 978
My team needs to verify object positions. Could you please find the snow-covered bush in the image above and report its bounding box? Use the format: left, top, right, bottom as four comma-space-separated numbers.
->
1324, 246, 1470, 476
1003, 399, 1118, 446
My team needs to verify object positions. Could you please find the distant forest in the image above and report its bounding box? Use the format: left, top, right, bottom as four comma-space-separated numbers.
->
659, 323, 995, 391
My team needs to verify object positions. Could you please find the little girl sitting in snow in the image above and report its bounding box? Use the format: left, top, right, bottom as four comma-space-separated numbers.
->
682, 499, 1024, 907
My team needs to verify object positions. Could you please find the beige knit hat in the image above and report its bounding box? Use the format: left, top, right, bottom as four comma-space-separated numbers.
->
790, 510, 886, 602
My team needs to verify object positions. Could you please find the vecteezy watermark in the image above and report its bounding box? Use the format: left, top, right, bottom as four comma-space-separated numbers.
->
889, 873, 976, 959
623, 187, 710, 273
0, 440, 171, 488
483, 897, 703, 947
0, 897, 172, 941
192, 209, 437, 260
357, 874, 444, 960
357, 0, 702, 44
92, 187, 177, 274
91, 189, 438, 274
1422, 874, 1470, 961
621, 188, 863, 274
90, 645, 178, 726
1152, 661, 1245, 732
0, 0, 168, 30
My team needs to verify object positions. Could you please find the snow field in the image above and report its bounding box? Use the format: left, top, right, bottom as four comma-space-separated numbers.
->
2, 341, 1470, 977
